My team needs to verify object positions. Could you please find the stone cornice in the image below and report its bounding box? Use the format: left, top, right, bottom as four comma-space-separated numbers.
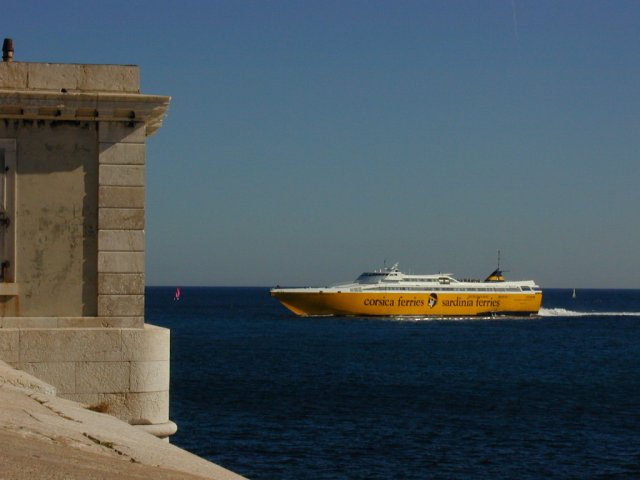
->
0, 90, 170, 136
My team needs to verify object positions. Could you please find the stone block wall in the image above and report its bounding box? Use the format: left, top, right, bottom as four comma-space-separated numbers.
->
0, 324, 174, 435
0, 60, 173, 438
97, 123, 146, 327
0, 120, 99, 318
0, 62, 140, 93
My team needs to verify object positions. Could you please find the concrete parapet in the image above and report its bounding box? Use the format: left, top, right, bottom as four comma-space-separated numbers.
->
66, 390, 169, 425
0, 63, 140, 93
0, 324, 171, 429
135, 420, 178, 439
0, 329, 19, 363
18, 361, 76, 393
130, 360, 170, 391
75, 361, 130, 393
0, 316, 143, 329
126, 390, 170, 424
0, 62, 27, 89
1, 317, 58, 329
0, 362, 245, 478
18, 328, 123, 362
0, 359, 56, 395
122, 325, 170, 361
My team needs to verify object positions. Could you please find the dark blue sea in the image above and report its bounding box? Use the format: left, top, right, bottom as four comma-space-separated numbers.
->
147, 288, 640, 479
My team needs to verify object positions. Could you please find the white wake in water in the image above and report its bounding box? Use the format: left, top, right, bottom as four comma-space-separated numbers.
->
539, 308, 640, 317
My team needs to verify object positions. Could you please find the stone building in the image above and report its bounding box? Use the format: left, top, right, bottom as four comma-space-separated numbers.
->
0, 39, 175, 438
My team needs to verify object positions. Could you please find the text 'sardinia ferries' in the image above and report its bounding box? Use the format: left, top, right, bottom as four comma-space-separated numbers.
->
270, 264, 542, 317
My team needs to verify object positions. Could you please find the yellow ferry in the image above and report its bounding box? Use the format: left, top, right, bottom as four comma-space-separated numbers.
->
271, 263, 542, 317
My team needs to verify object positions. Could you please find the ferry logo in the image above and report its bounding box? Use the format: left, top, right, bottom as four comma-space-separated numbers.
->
428, 293, 438, 308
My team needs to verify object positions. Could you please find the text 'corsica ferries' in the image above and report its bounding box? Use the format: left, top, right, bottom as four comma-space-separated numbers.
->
271, 264, 542, 317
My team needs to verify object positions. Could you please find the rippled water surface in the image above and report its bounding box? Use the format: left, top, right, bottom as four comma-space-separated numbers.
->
148, 288, 640, 479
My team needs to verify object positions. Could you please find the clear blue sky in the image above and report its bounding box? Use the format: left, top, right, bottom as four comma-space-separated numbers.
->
7, 1, 640, 288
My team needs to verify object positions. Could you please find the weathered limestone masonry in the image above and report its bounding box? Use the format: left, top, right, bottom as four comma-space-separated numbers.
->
0, 49, 175, 438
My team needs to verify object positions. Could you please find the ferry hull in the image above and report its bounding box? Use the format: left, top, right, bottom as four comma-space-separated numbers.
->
271, 290, 543, 317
